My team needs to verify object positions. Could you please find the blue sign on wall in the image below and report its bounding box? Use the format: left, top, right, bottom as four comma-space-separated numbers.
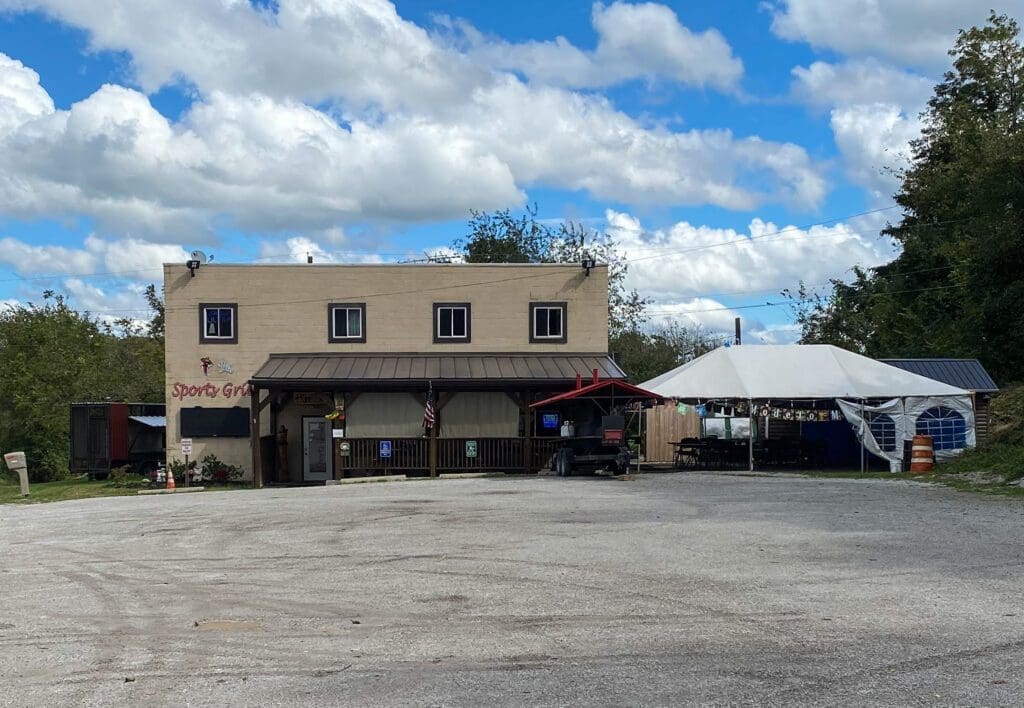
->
379, 440, 392, 458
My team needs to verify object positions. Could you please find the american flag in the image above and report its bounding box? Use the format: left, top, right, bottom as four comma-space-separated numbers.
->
423, 388, 436, 429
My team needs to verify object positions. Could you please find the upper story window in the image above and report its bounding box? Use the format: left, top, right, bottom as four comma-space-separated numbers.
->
530, 302, 567, 343
328, 303, 366, 343
434, 303, 471, 343
200, 303, 237, 344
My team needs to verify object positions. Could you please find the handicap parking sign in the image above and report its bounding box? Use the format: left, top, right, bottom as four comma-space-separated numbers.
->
380, 440, 392, 458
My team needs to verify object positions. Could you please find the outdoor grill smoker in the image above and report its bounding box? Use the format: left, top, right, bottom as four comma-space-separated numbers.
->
530, 371, 662, 477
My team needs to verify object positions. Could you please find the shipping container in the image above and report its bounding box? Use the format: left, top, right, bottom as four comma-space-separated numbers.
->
69, 402, 166, 479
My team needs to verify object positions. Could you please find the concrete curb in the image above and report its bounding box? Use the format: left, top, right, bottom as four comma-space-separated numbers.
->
138, 487, 206, 495
327, 475, 407, 485
439, 472, 506, 479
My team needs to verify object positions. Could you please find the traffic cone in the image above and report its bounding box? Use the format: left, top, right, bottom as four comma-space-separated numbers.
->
166, 466, 176, 491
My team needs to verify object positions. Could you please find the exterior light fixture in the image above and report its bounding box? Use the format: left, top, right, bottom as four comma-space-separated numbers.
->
581, 252, 596, 276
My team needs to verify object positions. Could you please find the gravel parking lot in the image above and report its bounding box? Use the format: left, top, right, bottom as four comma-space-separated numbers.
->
2, 472, 1023, 706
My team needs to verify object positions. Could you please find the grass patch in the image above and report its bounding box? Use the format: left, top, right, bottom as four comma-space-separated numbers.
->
796, 453, 1024, 498
0, 476, 141, 504
941, 443, 1024, 482
0, 475, 253, 505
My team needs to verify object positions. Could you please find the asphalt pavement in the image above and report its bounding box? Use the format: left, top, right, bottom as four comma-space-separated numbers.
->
2, 472, 1023, 706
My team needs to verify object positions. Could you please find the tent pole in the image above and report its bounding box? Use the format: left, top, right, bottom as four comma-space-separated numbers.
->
748, 398, 754, 472
636, 402, 642, 476
858, 399, 864, 473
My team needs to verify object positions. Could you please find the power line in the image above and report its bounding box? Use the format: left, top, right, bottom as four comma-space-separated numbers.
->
642, 263, 962, 311
647, 284, 966, 317
0, 204, 908, 285
1, 208, 981, 317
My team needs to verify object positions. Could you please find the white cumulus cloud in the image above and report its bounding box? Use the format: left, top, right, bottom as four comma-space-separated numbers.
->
463, 1, 743, 91
608, 208, 897, 303
0, 51, 826, 239
791, 59, 934, 109
768, 0, 1002, 69
830, 103, 923, 200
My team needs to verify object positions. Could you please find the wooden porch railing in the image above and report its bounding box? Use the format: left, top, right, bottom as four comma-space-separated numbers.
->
531, 437, 561, 471
437, 437, 522, 471
336, 436, 564, 475
338, 437, 429, 473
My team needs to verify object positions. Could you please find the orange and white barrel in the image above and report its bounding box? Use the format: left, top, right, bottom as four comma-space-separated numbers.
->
909, 435, 934, 474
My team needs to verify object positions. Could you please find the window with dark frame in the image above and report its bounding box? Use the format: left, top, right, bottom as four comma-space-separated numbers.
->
530, 302, 567, 343
199, 303, 237, 343
328, 303, 366, 343
434, 303, 470, 342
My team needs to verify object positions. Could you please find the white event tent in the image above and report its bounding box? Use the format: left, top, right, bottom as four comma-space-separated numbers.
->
640, 344, 975, 470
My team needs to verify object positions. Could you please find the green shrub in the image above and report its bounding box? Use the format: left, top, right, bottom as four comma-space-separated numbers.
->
989, 384, 1024, 445
943, 443, 1024, 482
199, 453, 243, 484
106, 465, 149, 489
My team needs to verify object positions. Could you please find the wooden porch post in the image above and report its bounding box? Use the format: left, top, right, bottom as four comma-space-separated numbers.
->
429, 417, 438, 477
251, 385, 262, 489
522, 389, 533, 473
269, 391, 279, 482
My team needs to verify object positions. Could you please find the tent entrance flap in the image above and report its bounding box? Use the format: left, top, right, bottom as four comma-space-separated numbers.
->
837, 396, 975, 468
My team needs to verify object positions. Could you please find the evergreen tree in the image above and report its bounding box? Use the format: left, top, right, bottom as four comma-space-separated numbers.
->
791, 13, 1024, 384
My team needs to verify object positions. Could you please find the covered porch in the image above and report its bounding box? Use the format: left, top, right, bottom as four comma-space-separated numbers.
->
246, 352, 626, 486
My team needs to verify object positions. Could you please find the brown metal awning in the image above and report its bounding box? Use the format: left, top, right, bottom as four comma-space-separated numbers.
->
250, 352, 626, 389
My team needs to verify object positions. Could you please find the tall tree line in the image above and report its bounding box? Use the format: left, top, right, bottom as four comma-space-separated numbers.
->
790, 13, 1024, 385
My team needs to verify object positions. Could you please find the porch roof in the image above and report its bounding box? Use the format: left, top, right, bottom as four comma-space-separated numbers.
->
250, 352, 626, 389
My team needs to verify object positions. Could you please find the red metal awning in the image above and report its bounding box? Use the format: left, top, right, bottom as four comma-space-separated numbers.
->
529, 379, 663, 408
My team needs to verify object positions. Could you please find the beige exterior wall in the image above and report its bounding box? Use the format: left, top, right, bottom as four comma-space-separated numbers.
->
164, 263, 610, 477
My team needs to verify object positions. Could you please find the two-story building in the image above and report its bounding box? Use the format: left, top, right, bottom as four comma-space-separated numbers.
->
164, 262, 625, 485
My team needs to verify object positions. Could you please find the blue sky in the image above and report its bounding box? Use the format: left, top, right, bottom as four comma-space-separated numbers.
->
0, 0, 1016, 341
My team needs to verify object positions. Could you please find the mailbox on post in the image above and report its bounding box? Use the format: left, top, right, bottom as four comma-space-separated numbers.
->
3, 451, 29, 497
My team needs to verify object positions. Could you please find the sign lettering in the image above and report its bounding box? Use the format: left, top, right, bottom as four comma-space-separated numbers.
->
171, 382, 253, 401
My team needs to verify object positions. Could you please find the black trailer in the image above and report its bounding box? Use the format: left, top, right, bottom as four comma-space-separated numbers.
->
530, 379, 662, 476
69, 402, 166, 479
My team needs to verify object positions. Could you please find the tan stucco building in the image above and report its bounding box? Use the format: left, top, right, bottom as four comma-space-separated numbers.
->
164, 262, 623, 484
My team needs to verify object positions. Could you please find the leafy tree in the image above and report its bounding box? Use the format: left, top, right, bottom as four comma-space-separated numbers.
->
456, 204, 651, 338
0, 288, 165, 481
456, 206, 727, 381
144, 284, 165, 339
610, 321, 717, 384
790, 13, 1024, 384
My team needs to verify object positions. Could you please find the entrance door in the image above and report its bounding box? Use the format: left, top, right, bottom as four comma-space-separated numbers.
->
302, 417, 332, 481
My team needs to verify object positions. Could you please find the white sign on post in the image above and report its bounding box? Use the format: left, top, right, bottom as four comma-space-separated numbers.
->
180, 438, 193, 456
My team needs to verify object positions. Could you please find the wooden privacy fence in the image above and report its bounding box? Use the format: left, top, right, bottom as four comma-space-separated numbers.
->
644, 403, 700, 463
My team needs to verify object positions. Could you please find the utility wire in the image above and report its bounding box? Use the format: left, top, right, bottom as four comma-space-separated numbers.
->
1, 208, 980, 317
0, 204, 907, 285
